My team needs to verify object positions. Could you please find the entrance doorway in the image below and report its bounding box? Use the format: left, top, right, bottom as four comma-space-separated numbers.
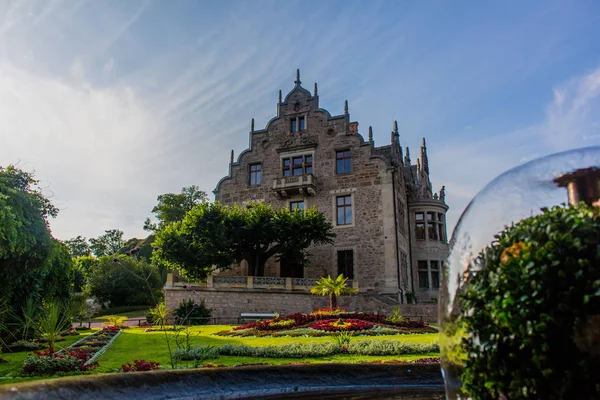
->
280, 256, 303, 278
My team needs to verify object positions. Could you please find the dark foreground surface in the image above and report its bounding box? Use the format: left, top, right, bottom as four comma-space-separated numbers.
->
0, 364, 445, 400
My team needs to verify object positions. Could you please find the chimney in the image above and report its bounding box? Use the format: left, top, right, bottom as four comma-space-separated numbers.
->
554, 167, 600, 207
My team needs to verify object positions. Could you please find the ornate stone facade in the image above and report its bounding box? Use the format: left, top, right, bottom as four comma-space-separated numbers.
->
210, 70, 449, 304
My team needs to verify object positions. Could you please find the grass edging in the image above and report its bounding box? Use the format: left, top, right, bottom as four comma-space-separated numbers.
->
83, 330, 122, 366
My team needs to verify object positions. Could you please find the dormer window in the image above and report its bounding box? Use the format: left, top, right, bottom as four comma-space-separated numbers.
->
290, 116, 306, 132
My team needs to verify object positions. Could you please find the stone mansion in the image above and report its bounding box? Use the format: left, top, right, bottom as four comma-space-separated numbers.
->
165, 71, 448, 318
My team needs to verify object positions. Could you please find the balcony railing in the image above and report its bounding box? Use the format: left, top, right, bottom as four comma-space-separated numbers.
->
272, 174, 316, 197
165, 273, 358, 292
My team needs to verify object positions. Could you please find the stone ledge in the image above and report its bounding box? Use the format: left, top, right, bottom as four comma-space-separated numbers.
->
0, 364, 444, 400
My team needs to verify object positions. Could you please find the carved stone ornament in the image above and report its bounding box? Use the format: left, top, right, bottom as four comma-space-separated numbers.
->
279, 134, 318, 150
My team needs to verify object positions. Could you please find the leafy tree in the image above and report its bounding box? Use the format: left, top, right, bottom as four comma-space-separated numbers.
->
63, 235, 91, 257
120, 235, 155, 263
73, 255, 99, 276
310, 274, 358, 308
144, 185, 207, 231
153, 202, 335, 278
89, 229, 125, 257
87, 255, 162, 307
41, 240, 75, 303
0, 165, 57, 310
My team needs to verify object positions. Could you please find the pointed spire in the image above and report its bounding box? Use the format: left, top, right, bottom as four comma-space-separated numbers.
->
314, 82, 318, 96
251, 118, 255, 133
230, 150, 234, 164
405, 147, 411, 164
368, 126, 373, 142
294, 69, 301, 86
393, 120, 399, 134
420, 137, 429, 175
416, 158, 421, 171
278, 90, 282, 104
344, 100, 348, 115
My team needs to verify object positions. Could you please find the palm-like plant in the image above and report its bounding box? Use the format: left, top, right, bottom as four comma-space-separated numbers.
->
19, 298, 40, 340
310, 274, 358, 308
36, 301, 72, 352
148, 303, 171, 330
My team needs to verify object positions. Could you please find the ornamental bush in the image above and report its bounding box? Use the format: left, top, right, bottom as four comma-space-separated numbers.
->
311, 318, 374, 331
174, 299, 212, 325
348, 340, 439, 356
8, 340, 44, 352
121, 359, 160, 372
173, 345, 219, 363
23, 349, 96, 374
460, 204, 600, 400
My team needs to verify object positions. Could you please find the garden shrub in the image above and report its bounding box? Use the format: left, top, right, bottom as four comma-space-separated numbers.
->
348, 340, 439, 355
218, 342, 339, 358
173, 345, 219, 363
8, 340, 44, 352
121, 359, 160, 372
311, 318, 374, 331
103, 315, 127, 327
23, 349, 96, 374
460, 204, 600, 400
174, 299, 212, 325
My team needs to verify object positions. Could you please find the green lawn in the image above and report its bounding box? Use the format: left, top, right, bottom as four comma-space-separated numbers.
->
95, 325, 439, 372
0, 325, 440, 385
0, 330, 94, 385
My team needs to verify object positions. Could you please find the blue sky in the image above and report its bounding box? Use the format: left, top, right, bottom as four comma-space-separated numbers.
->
1, 0, 599, 240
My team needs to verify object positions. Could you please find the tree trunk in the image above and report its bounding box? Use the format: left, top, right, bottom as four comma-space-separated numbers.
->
331, 294, 337, 309
247, 255, 268, 277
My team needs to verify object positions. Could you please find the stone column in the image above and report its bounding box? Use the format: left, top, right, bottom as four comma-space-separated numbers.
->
285, 277, 293, 291
207, 275, 214, 289
247, 276, 254, 289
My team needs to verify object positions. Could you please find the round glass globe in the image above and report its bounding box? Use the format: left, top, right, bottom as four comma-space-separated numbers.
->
440, 146, 600, 399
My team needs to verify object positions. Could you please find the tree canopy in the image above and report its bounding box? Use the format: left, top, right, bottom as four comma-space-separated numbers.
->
63, 235, 91, 257
89, 229, 125, 257
153, 202, 335, 278
0, 165, 59, 309
144, 185, 207, 232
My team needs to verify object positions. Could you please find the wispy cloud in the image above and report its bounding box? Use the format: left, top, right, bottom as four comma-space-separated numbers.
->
433, 66, 600, 233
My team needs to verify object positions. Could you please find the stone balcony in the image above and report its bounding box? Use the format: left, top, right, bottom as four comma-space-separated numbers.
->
272, 174, 317, 197
165, 273, 358, 292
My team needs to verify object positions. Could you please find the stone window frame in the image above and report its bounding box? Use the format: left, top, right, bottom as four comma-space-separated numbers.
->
415, 212, 426, 240
334, 245, 357, 280
288, 199, 305, 212
332, 192, 355, 229
290, 115, 307, 133
335, 149, 352, 175
248, 163, 262, 186
280, 150, 315, 177
417, 259, 442, 290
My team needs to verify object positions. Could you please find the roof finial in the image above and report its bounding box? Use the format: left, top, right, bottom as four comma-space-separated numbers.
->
393, 120, 399, 134
405, 147, 411, 165
278, 90, 282, 104
420, 137, 429, 176
344, 100, 348, 115
295, 69, 301, 86
230, 149, 234, 164
314, 82, 318, 96
368, 126, 373, 142
251, 118, 255, 133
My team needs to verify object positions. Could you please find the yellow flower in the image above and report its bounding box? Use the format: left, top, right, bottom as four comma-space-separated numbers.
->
500, 241, 529, 265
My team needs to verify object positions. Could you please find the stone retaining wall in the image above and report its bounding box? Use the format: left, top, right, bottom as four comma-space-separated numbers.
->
165, 287, 438, 323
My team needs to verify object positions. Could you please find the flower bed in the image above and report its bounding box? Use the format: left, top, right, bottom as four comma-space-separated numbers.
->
22, 348, 97, 374
311, 318, 374, 331
234, 310, 430, 332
